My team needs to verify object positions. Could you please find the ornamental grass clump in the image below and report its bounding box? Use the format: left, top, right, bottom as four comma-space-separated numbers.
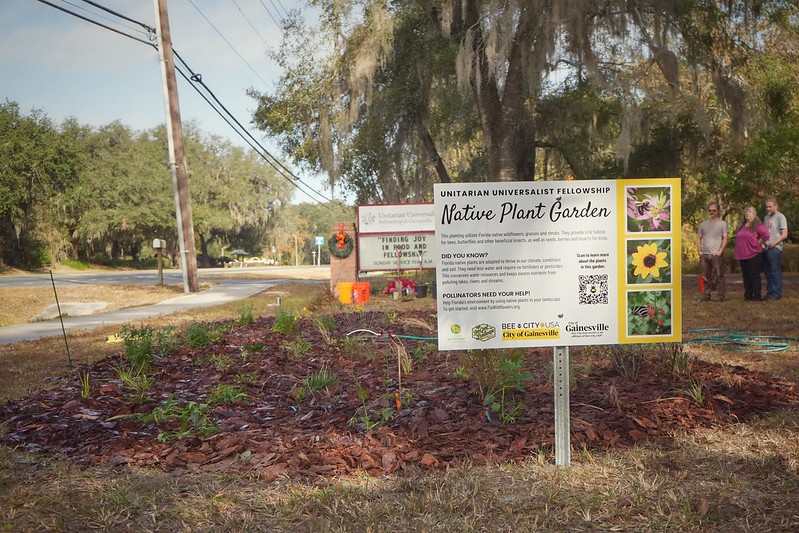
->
272, 309, 299, 335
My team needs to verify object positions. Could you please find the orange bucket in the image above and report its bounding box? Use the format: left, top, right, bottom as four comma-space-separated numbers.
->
352, 282, 371, 303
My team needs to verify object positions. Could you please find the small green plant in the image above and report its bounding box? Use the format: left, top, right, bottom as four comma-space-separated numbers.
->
678, 376, 706, 406
662, 342, 693, 376
208, 354, 232, 372
242, 342, 264, 354
317, 313, 337, 331
309, 313, 337, 345
272, 309, 299, 335
498, 399, 525, 424
340, 336, 359, 356
234, 372, 260, 384
121, 325, 156, 370
411, 343, 437, 364
208, 384, 250, 404
291, 385, 308, 402
386, 390, 416, 409
348, 385, 393, 432
116, 366, 155, 403
283, 338, 312, 360
79, 370, 91, 399
303, 368, 338, 393
236, 303, 256, 326
136, 398, 218, 441
154, 326, 178, 355
383, 312, 398, 325
120, 325, 177, 370
609, 344, 647, 381
184, 322, 220, 348
458, 349, 532, 424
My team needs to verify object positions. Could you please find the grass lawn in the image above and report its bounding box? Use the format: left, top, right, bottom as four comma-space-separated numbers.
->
1, 274, 798, 531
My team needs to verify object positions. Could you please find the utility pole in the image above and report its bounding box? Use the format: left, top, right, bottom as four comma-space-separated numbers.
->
153, 0, 199, 292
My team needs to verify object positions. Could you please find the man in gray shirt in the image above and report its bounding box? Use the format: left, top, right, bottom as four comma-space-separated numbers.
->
697, 201, 728, 301
764, 197, 788, 300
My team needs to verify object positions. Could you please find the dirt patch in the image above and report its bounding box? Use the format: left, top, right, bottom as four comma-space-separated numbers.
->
1, 306, 795, 481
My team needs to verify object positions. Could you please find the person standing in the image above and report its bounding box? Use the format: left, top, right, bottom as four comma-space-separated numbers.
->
734, 206, 770, 301
697, 201, 728, 301
763, 197, 788, 300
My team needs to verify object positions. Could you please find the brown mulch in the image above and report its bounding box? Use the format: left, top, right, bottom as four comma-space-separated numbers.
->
1, 309, 796, 481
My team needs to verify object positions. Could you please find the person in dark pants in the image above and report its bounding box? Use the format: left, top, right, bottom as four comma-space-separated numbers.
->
734, 206, 770, 301
763, 197, 788, 300
697, 201, 728, 301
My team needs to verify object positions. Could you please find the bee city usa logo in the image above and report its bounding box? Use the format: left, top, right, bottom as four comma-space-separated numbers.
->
471, 324, 496, 342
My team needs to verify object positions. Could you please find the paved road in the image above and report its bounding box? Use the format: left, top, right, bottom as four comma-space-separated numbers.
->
0, 266, 330, 345
0, 265, 330, 289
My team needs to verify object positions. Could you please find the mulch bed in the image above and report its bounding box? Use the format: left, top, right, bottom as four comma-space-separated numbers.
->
1, 308, 797, 481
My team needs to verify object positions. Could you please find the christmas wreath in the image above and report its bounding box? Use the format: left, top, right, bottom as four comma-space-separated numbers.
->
328, 231, 354, 258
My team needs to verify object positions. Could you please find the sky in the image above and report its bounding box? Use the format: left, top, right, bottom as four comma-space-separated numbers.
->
0, 0, 337, 204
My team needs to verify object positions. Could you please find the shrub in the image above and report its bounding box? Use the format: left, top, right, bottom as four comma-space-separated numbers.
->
457, 349, 532, 423
184, 322, 220, 348
272, 309, 299, 335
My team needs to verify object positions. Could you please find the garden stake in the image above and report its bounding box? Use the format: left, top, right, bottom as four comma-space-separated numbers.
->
50, 270, 73, 368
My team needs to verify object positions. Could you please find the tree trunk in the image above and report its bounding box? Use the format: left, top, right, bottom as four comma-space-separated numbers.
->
461, 1, 537, 182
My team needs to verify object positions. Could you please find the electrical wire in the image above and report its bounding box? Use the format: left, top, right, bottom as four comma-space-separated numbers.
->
77, 0, 154, 33
34, 0, 155, 48
271, 0, 290, 20
187, 0, 272, 87
232, 0, 271, 49
34, 0, 336, 206
258, 0, 284, 31
173, 62, 334, 206
64, 0, 150, 37
172, 51, 335, 205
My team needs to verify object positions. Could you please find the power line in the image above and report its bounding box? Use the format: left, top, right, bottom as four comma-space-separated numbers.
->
258, 0, 284, 31
77, 0, 154, 33
173, 59, 334, 206
232, 0, 271, 49
33, 0, 335, 206
187, 0, 272, 87
271, 0, 290, 21
172, 50, 334, 204
34, 0, 155, 48
64, 0, 149, 37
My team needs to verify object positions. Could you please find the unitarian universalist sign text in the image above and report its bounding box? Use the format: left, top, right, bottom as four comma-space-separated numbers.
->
434, 179, 682, 350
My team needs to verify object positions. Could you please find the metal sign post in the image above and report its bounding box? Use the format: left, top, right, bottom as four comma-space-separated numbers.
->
314, 236, 324, 266
553, 345, 571, 466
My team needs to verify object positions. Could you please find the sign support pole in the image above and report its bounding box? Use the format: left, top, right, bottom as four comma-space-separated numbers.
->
553, 345, 571, 467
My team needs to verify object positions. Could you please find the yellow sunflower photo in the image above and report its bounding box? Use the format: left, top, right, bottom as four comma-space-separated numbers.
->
627, 239, 671, 284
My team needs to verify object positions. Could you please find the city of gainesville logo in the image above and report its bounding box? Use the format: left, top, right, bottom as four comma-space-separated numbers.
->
450, 324, 461, 334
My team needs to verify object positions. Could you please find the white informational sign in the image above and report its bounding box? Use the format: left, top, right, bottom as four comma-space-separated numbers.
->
314, 236, 325, 246
358, 203, 435, 234
358, 234, 436, 271
434, 179, 682, 350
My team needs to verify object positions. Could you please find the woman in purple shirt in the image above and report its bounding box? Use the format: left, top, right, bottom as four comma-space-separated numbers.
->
734, 206, 770, 301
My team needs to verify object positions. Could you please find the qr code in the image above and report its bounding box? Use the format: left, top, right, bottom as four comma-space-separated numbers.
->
578, 274, 608, 305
